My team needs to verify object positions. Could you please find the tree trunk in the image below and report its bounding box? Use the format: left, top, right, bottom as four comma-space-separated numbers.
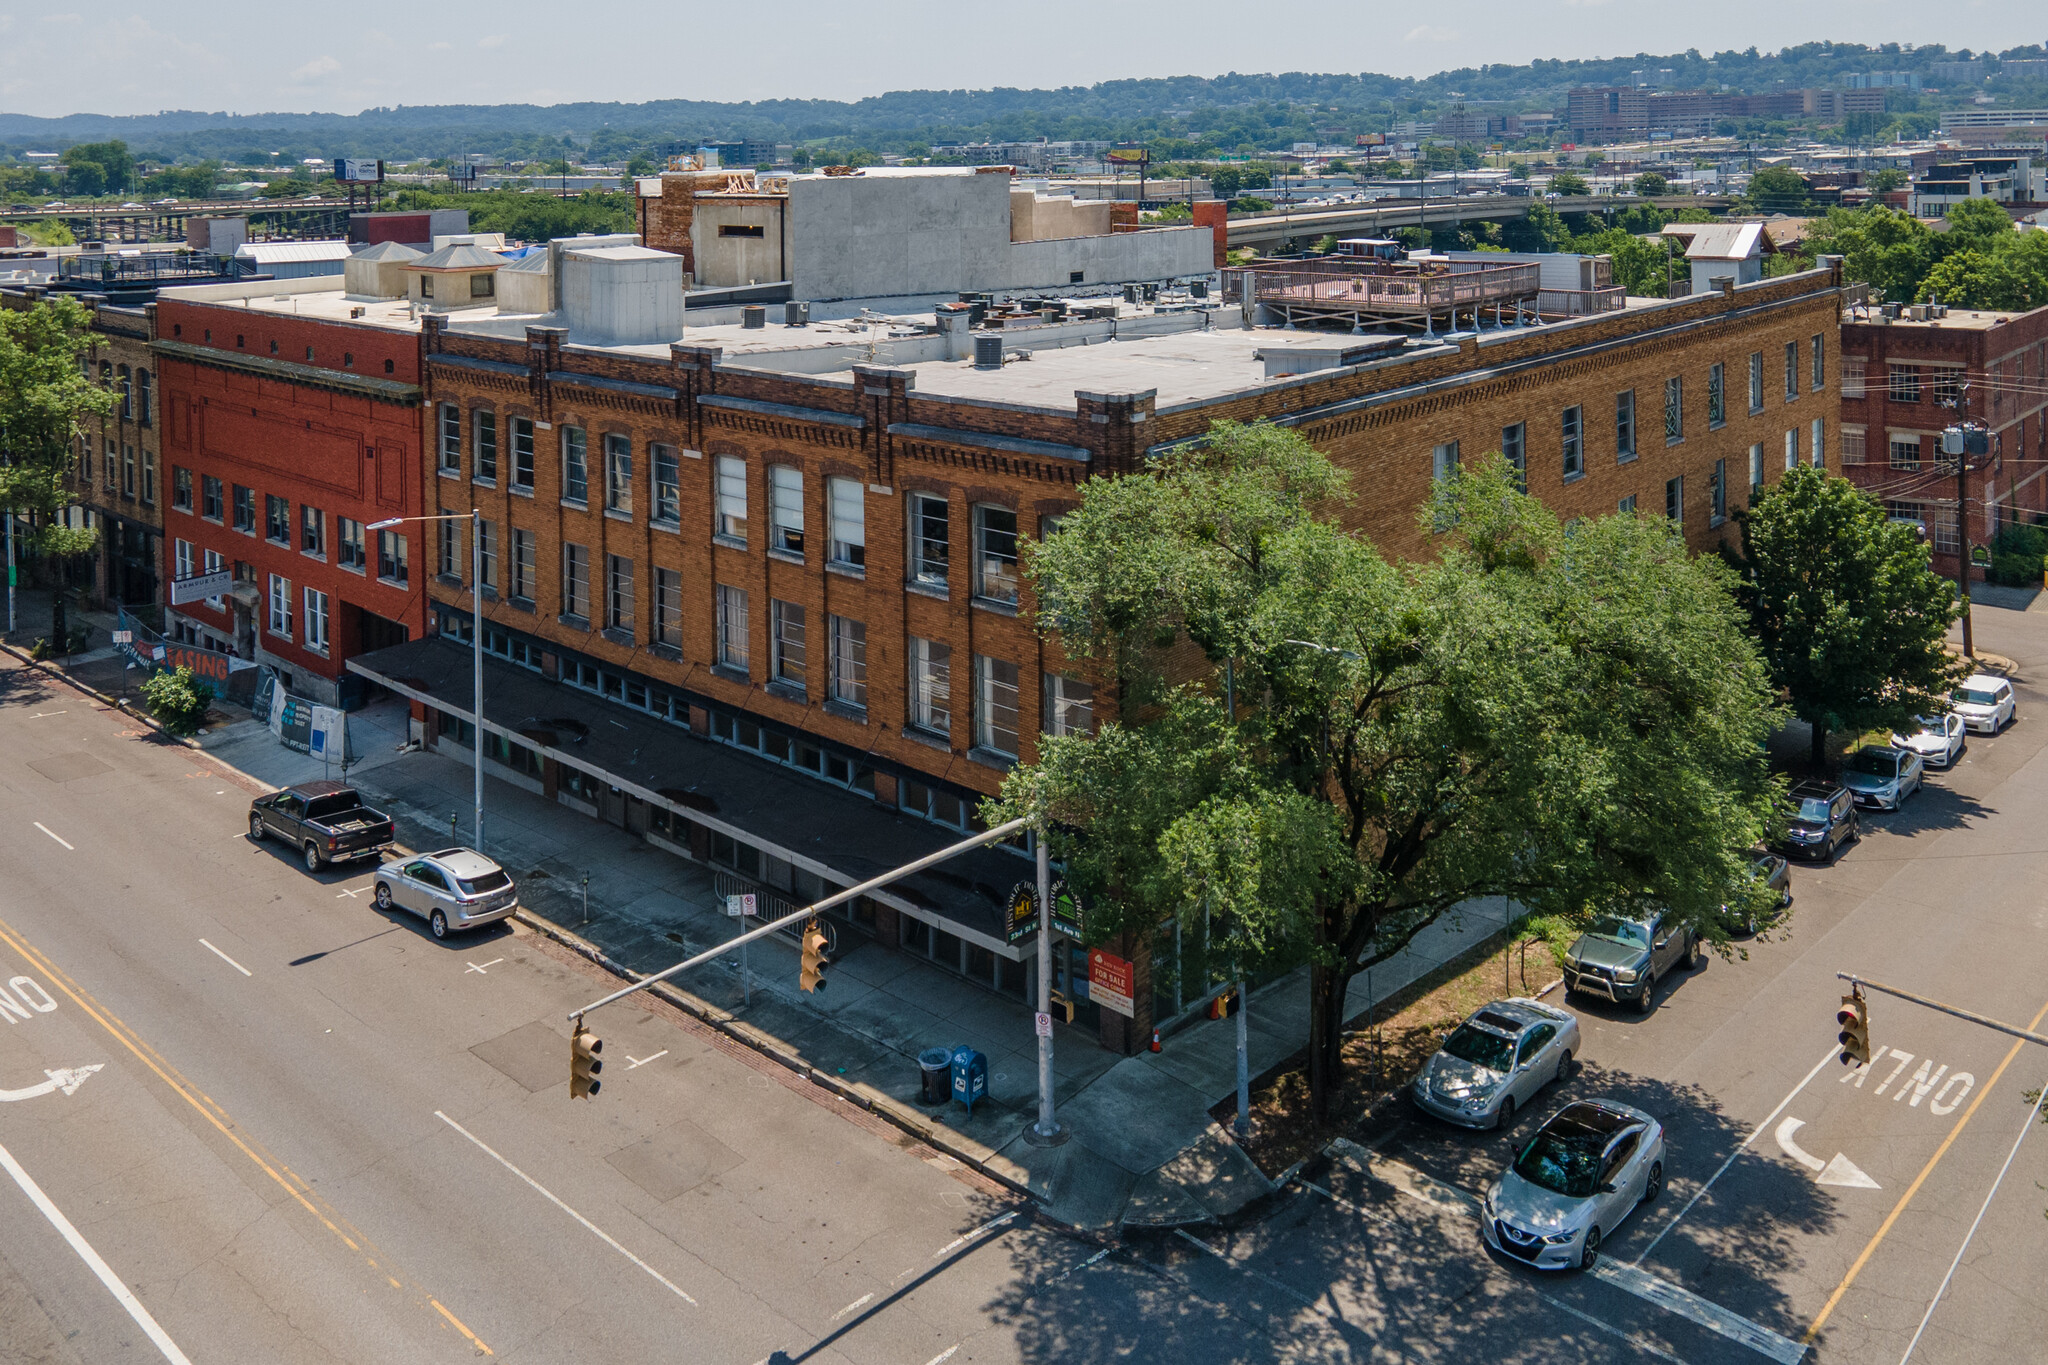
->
1809, 718, 1827, 774
1307, 962, 1348, 1124
51, 589, 66, 656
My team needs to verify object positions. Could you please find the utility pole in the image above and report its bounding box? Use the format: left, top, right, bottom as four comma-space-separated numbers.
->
1033, 828, 1060, 1143
1944, 385, 1979, 659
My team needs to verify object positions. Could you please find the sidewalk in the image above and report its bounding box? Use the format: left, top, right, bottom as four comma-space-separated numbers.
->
6, 613, 1499, 1230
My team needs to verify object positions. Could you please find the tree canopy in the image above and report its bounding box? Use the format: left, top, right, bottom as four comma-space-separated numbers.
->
1802, 198, 2041, 309
0, 297, 111, 567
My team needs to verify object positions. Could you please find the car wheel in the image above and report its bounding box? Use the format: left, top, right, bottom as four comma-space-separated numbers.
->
303, 841, 324, 872
249, 812, 265, 841
1579, 1225, 1601, 1271
1555, 1049, 1574, 1085
1687, 934, 1705, 970
1636, 978, 1656, 1014
374, 883, 393, 911
1494, 1096, 1516, 1131
430, 910, 449, 939
1641, 1161, 1663, 1203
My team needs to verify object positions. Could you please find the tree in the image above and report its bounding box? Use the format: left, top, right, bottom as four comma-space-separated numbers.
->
1632, 172, 1668, 196
1868, 167, 1907, 194
1551, 171, 1591, 196
0, 297, 113, 641
997, 425, 1783, 1119
1733, 466, 1968, 772
1207, 165, 1243, 199
140, 666, 214, 735
1802, 205, 1937, 305
60, 140, 132, 195
1745, 165, 1811, 213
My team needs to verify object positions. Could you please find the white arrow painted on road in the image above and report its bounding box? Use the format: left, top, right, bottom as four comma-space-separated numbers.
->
0, 1064, 102, 1103
1776, 1116, 1881, 1188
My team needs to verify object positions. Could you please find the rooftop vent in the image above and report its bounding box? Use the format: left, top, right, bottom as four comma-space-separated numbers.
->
742, 304, 767, 329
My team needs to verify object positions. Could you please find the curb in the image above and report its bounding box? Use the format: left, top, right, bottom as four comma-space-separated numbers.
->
0, 639, 189, 744
511, 906, 1053, 1217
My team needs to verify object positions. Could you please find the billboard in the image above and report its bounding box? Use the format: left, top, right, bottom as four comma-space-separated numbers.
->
333, 158, 384, 184
1104, 147, 1150, 167
1355, 133, 1388, 147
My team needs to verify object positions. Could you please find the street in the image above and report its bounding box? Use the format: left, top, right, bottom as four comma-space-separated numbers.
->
6, 598, 2048, 1364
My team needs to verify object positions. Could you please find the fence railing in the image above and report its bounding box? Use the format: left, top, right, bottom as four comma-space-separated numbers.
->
1234, 261, 1542, 316
1537, 286, 1627, 316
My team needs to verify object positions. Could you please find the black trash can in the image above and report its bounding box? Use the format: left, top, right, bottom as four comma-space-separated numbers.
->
917, 1048, 953, 1105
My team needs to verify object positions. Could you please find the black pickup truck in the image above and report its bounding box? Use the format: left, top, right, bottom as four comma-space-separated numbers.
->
249, 781, 397, 872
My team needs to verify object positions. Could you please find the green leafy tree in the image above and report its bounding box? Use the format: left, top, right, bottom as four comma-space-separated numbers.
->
60, 140, 133, 195
140, 666, 214, 735
1207, 166, 1243, 199
1551, 171, 1591, 196
1803, 205, 1936, 305
1733, 466, 1968, 771
996, 425, 1783, 1117
1868, 167, 1907, 194
1632, 171, 1668, 196
1745, 165, 1812, 213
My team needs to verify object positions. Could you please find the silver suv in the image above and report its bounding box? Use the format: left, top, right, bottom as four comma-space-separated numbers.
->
374, 848, 518, 938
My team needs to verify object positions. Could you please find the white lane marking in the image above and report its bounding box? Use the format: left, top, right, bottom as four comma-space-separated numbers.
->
1775, 1118, 1825, 1172
832, 1292, 873, 1320
1529, 1284, 1691, 1365
923, 1348, 959, 1365
336, 886, 371, 899
1634, 1043, 1837, 1265
0, 1138, 196, 1365
434, 1111, 696, 1305
28, 711, 69, 719
33, 823, 73, 851
0, 1064, 101, 1102
931, 1210, 1017, 1258
199, 939, 252, 977
464, 958, 504, 975
1774, 1118, 1880, 1190
624, 1051, 669, 1069
1041, 1246, 1112, 1286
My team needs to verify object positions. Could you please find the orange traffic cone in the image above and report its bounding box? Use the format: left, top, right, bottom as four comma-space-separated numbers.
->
1149, 1027, 1162, 1053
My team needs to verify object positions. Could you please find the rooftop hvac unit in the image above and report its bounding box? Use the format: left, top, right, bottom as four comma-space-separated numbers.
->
974, 333, 1004, 369
784, 300, 810, 326
742, 304, 766, 329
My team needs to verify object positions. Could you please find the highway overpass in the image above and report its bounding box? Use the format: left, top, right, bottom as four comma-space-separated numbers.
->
1225, 195, 1735, 250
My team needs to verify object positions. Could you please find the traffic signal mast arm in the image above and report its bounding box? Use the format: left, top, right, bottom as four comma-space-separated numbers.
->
1836, 972, 2048, 1050
566, 816, 1034, 1022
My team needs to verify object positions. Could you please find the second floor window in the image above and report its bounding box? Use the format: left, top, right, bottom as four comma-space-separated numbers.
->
605, 434, 632, 514
716, 456, 748, 543
1500, 423, 1526, 485
561, 427, 588, 504
511, 529, 535, 599
511, 417, 535, 488
202, 475, 223, 520
1561, 405, 1583, 477
769, 464, 804, 555
377, 529, 409, 585
338, 516, 366, 570
1784, 342, 1799, 400
716, 583, 749, 669
268, 574, 292, 637
1044, 672, 1094, 737
172, 466, 192, 512
975, 655, 1021, 758
974, 505, 1018, 604
909, 636, 951, 735
911, 493, 949, 587
265, 494, 290, 544
478, 519, 497, 589
439, 404, 461, 474
1811, 334, 1826, 390
1749, 351, 1765, 411
301, 504, 324, 556
1888, 365, 1921, 403
232, 484, 256, 533
1707, 363, 1725, 427
771, 599, 806, 688
1614, 391, 1635, 460
562, 542, 589, 619
830, 615, 867, 708
606, 554, 633, 630
653, 568, 680, 645
1664, 378, 1683, 443
829, 477, 865, 568
1711, 459, 1727, 522
651, 445, 680, 523
474, 409, 497, 481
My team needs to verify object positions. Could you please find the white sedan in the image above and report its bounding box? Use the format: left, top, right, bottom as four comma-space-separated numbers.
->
1893, 712, 1965, 769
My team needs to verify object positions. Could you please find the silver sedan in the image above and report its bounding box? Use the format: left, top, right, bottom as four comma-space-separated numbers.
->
1411, 998, 1582, 1131
1482, 1099, 1666, 1271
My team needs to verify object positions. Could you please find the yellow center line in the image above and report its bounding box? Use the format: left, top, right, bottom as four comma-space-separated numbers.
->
0, 913, 494, 1357
1803, 994, 2048, 1344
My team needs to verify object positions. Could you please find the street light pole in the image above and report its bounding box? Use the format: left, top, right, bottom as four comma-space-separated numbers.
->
1034, 826, 1060, 1142
471, 507, 484, 852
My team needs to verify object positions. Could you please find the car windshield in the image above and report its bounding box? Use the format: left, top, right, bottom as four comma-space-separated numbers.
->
1793, 797, 1832, 823
457, 870, 512, 896
1587, 918, 1651, 949
1441, 1023, 1516, 1072
1958, 687, 2000, 706
1849, 750, 1898, 777
1513, 1115, 1613, 1198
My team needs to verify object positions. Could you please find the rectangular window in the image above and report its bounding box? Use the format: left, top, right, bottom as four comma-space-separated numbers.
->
1784, 341, 1799, 400
1811, 335, 1826, 390
830, 615, 867, 707
1664, 378, 1683, 443
511, 417, 535, 488
232, 484, 255, 533
975, 505, 1019, 604
1784, 430, 1798, 472
300, 504, 324, 556
511, 528, 536, 600
1707, 363, 1726, 428
1889, 365, 1922, 403
716, 456, 748, 542
173, 466, 193, 512
121, 444, 136, 497
1665, 475, 1684, 524
1843, 358, 1866, 398
1842, 429, 1867, 465
1617, 494, 1637, 514
1562, 405, 1584, 477
377, 530, 409, 585
1928, 368, 1960, 407
911, 493, 949, 587
828, 477, 865, 568
1750, 351, 1765, 412
975, 656, 1021, 758
304, 588, 329, 652
265, 494, 290, 544
909, 636, 952, 735
478, 519, 497, 590
1711, 459, 1727, 522
652, 444, 680, 523
606, 554, 633, 630
174, 538, 193, 580
202, 549, 224, 606
604, 434, 632, 514
438, 509, 460, 578
562, 543, 589, 619
267, 573, 292, 638
1810, 418, 1825, 468
338, 516, 366, 570
136, 370, 150, 427
653, 568, 681, 645
1043, 673, 1094, 737
1500, 423, 1525, 485
561, 428, 588, 504
103, 439, 115, 492
1614, 391, 1635, 461
1749, 443, 1764, 492
438, 403, 461, 474
769, 464, 804, 555
474, 410, 498, 482
78, 437, 90, 484
716, 584, 749, 669
1431, 440, 1459, 483
141, 452, 155, 506
771, 599, 806, 687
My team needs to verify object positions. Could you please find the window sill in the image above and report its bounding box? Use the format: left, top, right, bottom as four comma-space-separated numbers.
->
711, 663, 751, 685
826, 560, 866, 580
439, 468, 463, 481
377, 577, 411, 590
1750, 406, 1766, 417
905, 578, 950, 601
510, 484, 535, 498
766, 679, 808, 703
561, 498, 589, 512
714, 534, 749, 552
648, 642, 682, 662
473, 476, 497, 489
558, 613, 591, 631
437, 573, 464, 588
901, 725, 953, 753
1665, 438, 1685, 448
971, 596, 1020, 618
1708, 421, 1726, 432
339, 561, 366, 576
1562, 470, 1586, 485
822, 698, 868, 724
767, 547, 806, 567
1616, 451, 1637, 465
967, 746, 1017, 773
234, 527, 257, 537
201, 516, 222, 526
601, 626, 635, 647
172, 505, 193, 516
651, 518, 681, 536
302, 550, 326, 563
506, 596, 535, 614
266, 537, 290, 549
603, 507, 633, 524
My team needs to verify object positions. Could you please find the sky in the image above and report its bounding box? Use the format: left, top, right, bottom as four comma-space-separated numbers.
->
0, 0, 2034, 118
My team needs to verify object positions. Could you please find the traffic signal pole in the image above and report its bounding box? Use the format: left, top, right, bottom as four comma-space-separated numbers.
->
1033, 832, 1060, 1143
1836, 972, 2048, 1050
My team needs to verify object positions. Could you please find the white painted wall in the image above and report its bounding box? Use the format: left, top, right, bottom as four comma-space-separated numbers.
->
561, 247, 686, 345
1006, 227, 1214, 290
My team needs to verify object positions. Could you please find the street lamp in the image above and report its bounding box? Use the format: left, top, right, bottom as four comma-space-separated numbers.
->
367, 509, 484, 852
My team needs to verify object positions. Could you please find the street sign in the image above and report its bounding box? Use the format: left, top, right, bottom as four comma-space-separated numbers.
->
725, 893, 757, 918
1035, 1011, 1053, 1038
169, 568, 234, 605
1004, 883, 1038, 946
111, 630, 132, 644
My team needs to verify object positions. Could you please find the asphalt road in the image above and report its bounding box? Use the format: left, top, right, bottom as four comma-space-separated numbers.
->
6, 599, 2048, 1365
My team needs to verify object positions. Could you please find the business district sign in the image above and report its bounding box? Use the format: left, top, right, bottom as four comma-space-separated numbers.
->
1004, 879, 1086, 946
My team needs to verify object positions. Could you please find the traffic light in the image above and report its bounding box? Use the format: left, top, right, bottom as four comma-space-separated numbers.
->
571, 1020, 603, 1098
1837, 989, 1871, 1066
799, 920, 829, 994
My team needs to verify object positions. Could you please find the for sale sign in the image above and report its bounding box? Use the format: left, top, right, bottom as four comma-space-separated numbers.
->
1088, 948, 1135, 1018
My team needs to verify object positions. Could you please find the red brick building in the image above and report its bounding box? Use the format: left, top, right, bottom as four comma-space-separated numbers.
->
152, 293, 429, 703
1839, 301, 2048, 576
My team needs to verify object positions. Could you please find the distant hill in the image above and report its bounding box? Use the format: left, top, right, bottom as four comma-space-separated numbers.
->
2, 42, 2035, 163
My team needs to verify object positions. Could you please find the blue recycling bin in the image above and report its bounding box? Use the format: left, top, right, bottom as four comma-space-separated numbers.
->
950, 1046, 988, 1116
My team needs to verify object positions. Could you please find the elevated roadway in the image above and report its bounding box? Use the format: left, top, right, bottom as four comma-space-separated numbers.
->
1225, 195, 1735, 249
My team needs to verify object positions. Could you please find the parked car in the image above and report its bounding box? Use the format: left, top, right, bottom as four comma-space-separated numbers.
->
1951, 674, 2016, 734
1841, 744, 1924, 810
1411, 998, 1582, 1131
1777, 780, 1859, 863
1722, 850, 1792, 936
1561, 911, 1701, 1013
249, 781, 396, 870
1893, 713, 1965, 770
373, 848, 518, 938
1481, 1099, 1666, 1271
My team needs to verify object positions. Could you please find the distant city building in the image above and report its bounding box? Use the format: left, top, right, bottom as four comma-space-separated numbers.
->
1927, 60, 1987, 85
1844, 71, 1922, 90
1910, 157, 2046, 216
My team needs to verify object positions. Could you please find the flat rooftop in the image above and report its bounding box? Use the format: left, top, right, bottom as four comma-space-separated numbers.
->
1843, 306, 2023, 332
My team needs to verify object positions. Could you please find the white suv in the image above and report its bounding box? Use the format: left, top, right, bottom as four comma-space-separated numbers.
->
375, 848, 518, 938
1951, 674, 2016, 735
